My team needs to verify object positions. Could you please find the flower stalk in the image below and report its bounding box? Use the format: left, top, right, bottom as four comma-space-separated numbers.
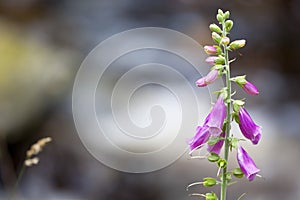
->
187, 9, 262, 200
221, 17, 231, 200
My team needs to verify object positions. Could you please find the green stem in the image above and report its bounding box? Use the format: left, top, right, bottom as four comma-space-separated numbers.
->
220, 22, 231, 200
10, 164, 26, 200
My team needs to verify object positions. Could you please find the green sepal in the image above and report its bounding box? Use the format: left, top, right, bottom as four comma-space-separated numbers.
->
207, 136, 220, 146
231, 75, 247, 87
232, 112, 240, 124
232, 99, 245, 112
229, 137, 239, 151
215, 56, 225, 65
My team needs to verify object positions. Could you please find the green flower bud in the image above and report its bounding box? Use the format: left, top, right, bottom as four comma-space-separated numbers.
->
209, 24, 222, 34
218, 9, 224, 15
233, 168, 244, 178
217, 14, 223, 22
225, 20, 233, 32
224, 11, 230, 19
212, 32, 222, 44
229, 39, 246, 50
203, 177, 217, 187
208, 152, 220, 162
217, 159, 227, 168
206, 192, 218, 200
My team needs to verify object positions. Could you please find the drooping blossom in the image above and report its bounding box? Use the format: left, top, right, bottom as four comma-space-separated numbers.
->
242, 81, 259, 95
207, 132, 225, 155
237, 146, 260, 181
189, 96, 226, 151
238, 107, 262, 145
196, 70, 219, 87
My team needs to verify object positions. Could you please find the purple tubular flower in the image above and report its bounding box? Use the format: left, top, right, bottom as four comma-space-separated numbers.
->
189, 96, 226, 151
195, 70, 219, 87
237, 146, 260, 181
205, 96, 227, 137
242, 81, 259, 95
207, 132, 225, 155
188, 126, 210, 151
238, 107, 262, 145
205, 56, 218, 65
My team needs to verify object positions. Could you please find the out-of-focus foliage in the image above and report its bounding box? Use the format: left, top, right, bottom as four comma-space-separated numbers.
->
0, 22, 75, 134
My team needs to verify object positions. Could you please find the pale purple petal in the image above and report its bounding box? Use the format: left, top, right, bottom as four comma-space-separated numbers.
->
205, 69, 219, 84
206, 96, 227, 136
238, 107, 262, 145
196, 77, 207, 87
237, 146, 260, 181
205, 56, 218, 65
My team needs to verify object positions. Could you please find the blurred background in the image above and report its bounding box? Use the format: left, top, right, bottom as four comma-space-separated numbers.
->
1, 0, 300, 199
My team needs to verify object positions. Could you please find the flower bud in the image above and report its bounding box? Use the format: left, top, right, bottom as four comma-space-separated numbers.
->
212, 32, 222, 44
205, 69, 219, 84
195, 69, 219, 87
207, 152, 220, 162
209, 24, 222, 34
233, 168, 244, 178
204, 45, 217, 55
243, 81, 259, 95
217, 158, 227, 168
203, 177, 217, 187
217, 14, 223, 22
205, 192, 218, 200
229, 39, 246, 50
224, 11, 230, 19
218, 9, 224, 15
195, 77, 207, 87
225, 20, 233, 32
205, 56, 218, 65
221, 37, 230, 45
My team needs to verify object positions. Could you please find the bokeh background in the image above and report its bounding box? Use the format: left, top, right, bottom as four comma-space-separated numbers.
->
1, 0, 300, 199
